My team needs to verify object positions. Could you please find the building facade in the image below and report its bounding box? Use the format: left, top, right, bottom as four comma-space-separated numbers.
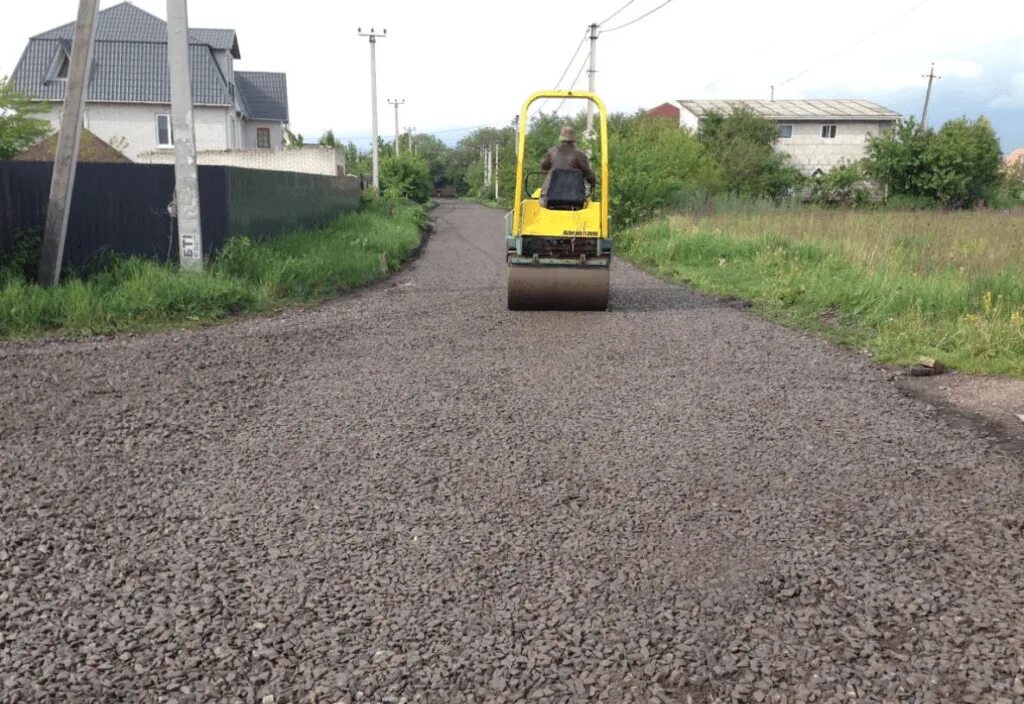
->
654, 99, 901, 176
11, 2, 289, 162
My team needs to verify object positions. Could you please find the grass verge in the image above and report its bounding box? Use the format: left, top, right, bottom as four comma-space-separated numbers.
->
617, 209, 1024, 377
0, 200, 426, 340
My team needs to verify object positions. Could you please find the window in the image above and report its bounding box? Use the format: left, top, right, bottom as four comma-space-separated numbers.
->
821, 124, 837, 139
256, 127, 271, 149
156, 114, 174, 148
56, 53, 70, 79
778, 124, 793, 139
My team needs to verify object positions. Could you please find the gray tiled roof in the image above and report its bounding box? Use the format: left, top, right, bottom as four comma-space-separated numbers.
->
13, 1, 282, 118
678, 99, 901, 122
236, 72, 289, 122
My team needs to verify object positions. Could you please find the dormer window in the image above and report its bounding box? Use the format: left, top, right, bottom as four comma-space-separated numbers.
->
56, 53, 70, 79
48, 44, 71, 82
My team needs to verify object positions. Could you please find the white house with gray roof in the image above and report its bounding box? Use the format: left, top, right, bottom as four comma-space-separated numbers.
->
665, 100, 901, 176
11, 2, 289, 162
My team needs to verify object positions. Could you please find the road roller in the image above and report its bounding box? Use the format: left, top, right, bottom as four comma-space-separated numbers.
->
506, 90, 611, 310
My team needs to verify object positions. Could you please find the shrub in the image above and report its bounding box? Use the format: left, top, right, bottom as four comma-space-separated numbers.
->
380, 153, 434, 203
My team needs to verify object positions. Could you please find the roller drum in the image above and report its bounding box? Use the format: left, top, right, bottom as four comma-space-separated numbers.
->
507, 265, 609, 311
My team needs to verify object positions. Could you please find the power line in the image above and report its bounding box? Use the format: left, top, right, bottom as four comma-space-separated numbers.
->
532, 29, 590, 116
599, 0, 638, 26
553, 51, 591, 115
601, 0, 676, 33
776, 0, 932, 88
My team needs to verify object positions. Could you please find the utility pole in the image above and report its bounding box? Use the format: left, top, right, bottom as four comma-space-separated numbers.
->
920, 63, 941, 129
585, 22, 598, 139
408, 127, 416, 155
37, 0, 99, 287
494, 145, 500, 201
388, 98, 404, 155
358, 27, 386, 189
167, 0, 203, 271
770, 85, 775, 101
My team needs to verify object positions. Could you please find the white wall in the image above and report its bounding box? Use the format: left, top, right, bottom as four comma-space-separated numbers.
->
138, 146, 345, 176
679, 108, 700, 131
41, 103, 232, 161
775, 120, 893, 174
241, 119, 285, 150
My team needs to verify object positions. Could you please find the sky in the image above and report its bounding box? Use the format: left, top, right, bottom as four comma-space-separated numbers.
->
1, 0, 1022, 150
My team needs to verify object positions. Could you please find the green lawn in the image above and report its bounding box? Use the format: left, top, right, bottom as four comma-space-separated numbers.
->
0, 200, 425, 339
617, 208, 1024, 377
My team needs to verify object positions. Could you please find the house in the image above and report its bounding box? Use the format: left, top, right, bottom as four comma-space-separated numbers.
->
652, 99, 901, 176
10, 2, 289, 162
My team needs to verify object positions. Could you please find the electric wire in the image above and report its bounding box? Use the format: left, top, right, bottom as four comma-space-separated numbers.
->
601, 0, 676, 33
598, 0, 638, 26
532, 29, 590, 116
552, 51, 592, 115
776, 0, 932, 87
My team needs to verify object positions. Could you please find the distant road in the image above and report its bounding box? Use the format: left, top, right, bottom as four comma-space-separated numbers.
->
2, 200, 1022, 702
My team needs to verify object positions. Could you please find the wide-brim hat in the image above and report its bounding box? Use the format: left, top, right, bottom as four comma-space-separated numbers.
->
559, 126, 576, 142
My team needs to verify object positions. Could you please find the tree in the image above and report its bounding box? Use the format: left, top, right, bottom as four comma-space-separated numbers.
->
380, 152, 433, 203
0, 76, 51, 159
697, 109, 801, 198
319, 129, 338, 148
923, 117, 1002, 206
285, 130, 304, 148
609, 113, 717, 227
864, 117, 930, 198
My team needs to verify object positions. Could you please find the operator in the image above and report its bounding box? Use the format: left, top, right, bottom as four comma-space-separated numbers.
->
540, 126, 597, 207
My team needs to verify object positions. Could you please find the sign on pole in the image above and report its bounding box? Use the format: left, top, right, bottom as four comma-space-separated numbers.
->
167, 0, 203, 270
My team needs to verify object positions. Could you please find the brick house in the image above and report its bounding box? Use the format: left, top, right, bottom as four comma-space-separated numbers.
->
650, 99, 901, 176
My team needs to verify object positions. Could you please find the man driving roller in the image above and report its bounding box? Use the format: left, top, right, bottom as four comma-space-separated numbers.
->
540, 126, 597, 207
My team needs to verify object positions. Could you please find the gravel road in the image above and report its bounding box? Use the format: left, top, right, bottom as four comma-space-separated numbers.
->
2, 200, 1023, 704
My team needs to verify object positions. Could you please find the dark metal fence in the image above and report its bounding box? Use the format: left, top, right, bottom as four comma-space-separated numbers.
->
0, 162, 362, 267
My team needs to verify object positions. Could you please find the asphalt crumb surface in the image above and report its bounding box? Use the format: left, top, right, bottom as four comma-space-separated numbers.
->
2, 201, 1023, 703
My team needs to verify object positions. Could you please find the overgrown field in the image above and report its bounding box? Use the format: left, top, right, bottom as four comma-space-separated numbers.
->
0, 200, 425, 339
618, 208, 1024, 376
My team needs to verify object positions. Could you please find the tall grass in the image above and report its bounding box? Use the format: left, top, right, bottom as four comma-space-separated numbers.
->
0, 201, 425, 339
618, 208, 1024, 376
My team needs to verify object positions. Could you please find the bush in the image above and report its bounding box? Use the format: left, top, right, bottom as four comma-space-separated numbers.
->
380, 153, 434, 203
697, 109, 802, 199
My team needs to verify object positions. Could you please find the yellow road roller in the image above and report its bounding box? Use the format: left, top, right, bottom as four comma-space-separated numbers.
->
506, 90, 611, 310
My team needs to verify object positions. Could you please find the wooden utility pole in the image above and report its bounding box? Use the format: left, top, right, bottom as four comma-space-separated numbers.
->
494, 145, 500, 201
920, 63, 941, 129
167, 0, 203, 270
37, 0, 100, 287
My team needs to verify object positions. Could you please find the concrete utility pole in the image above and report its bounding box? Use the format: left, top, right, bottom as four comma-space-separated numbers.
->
408, 127, 415, 155
37, 0, 100, 287
770, 85, 775, 101
388, 98, 404, 155
585, 22, 598, 139
494, 145, 500, 201
920, 63, 941, 129
167, 0, 203, 271
358, 27, 386, 190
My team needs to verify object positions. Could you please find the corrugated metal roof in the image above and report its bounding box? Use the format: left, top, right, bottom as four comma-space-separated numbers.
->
13, 1, 280, 116
236, 72, 289, 122
678, 99, 901, 121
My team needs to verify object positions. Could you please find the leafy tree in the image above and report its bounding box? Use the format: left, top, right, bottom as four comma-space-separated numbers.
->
609, 113, 717, 227
285, 130, 304, 148
380, 152, 433, 203
0, 76, 51, 159
319, 129, 338, 148
864, 117, 930, 198
698, 109, 801, 198
923, 117, 1002, 206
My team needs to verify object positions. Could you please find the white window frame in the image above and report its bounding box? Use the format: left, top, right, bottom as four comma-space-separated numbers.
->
821, 124, 837, 139
156, 114, 174, 148
778, 123, 794, 140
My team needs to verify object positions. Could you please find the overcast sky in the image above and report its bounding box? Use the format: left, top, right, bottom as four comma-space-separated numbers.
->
2, 0, 1022, 150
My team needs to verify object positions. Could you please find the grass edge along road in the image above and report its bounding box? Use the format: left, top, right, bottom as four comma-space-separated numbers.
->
617, 208, 1024, 378
0, 200, 426, 340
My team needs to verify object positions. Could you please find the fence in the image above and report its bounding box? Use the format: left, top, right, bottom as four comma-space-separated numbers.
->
0, 162, 361, 267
